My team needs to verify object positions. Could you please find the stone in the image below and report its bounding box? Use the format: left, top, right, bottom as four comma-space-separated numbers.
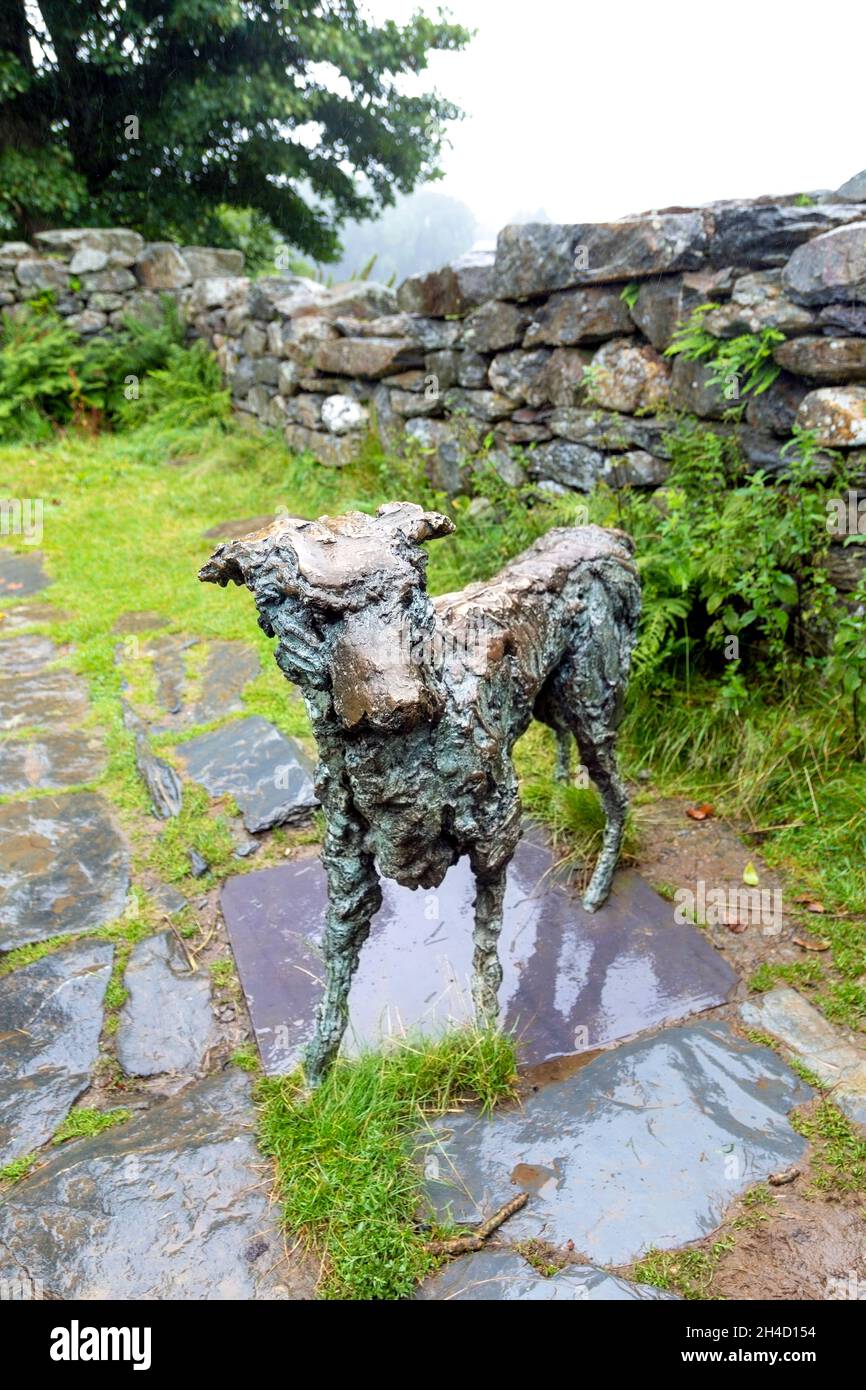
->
740, 988, 866, 1125
818, 303, 866, 336
253, 354, 280, 386
87, 292, 125, 313
488, 348, 552, 404
313, 336, 423, 378
423, 1023, 812, 1265
404, 317, 462, 351
548, 406, 671, 455
398, 249, 495, 317
220, 840, 735, 1073
455, 350, 490, 389
460, 300, 530, 353
66, 310, 108, 336
0, 241, 33, 268
526, 439, 608, 491
189, 849, 209, 878
137, 636, 260, 733
629, 275, 703, 352
134, 242, 191, 290
825, 542, 866, 592
174, 715, 317, 833
590, 338, 671, 413
14, 259, 69, 292
0, 634, 90, 731
277, 360, 301, 397
0, 600, 61, 633
0, 793, 130, 951
443, 388, 516, 421
0, 730, 105, 794
540, 348, 594, 407
524, 286, 633, 346
0, 940, 114, 1166
122, 701, 182, 819
417, 1248, 678, 1301
745, 372, 809, 435
80, 267, 137, 294
783, 222, 866, 305
601, 450, 669, 487
0, 1071, 314, 1299
670, 355, 728, 419
334, 313, 414, 338
389, 388, 442, 419
182, 246, 245, 278
494, 214, 707, 300
34, 228, 144, 264
321, 394, 369, 435
0, 549, 50, 601
283, 423, 358, 466
69, 247, 108, 275
774, 336, 866, 383
795, 387, 866, 445
703, 270, 816, 337
116, 932, 217, 1076
708, 202, 865, 269
404, 417, 484, 492
286, 393, 323, 429
834, 170, 866, 202
189, 274, 249, 313
251, 275, 328, 321
320, 282, 398, 321
242, 322, 267, 357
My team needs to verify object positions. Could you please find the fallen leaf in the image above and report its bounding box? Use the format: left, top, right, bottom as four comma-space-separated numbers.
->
793, 936, 831, 952
793, 894, 825, 913
743, 861, 760, 887
686, 803, 715, 821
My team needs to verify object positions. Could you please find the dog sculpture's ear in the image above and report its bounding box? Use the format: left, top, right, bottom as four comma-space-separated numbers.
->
375, 501, 455, 544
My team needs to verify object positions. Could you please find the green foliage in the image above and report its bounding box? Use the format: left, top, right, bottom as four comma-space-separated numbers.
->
122, 340, 231, 434
824, 571, 866, 754
0, 1151, 38, 1184
586, 422, 849, 701
666, 303, 784, 413
791, 1101, 866, 1193
257, 1029, 517, 1300
620, 281, 640, 309
0, 1, 470, 254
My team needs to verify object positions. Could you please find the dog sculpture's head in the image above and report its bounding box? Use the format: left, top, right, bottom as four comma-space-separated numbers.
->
200, 502, 454, 733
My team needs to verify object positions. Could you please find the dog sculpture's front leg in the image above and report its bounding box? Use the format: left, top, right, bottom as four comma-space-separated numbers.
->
470, 862, 508, 1026
304, 801, 381, 1086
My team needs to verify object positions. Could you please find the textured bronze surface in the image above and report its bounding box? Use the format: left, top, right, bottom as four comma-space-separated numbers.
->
201, 503, 640, 1081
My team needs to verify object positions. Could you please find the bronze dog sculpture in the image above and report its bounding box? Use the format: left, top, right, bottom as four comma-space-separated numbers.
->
200, 503, 640, 1083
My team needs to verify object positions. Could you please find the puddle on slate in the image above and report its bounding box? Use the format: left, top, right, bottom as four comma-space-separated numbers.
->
221, 834, 737, 1072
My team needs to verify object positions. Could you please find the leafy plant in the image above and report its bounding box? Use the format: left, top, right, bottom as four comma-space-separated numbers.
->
665, 303, 784, 413
620, 281, 640, 309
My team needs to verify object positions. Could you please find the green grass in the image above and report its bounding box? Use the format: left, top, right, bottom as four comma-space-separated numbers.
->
791, 1101, 866, 1194
230, 1043, 260, 1073
629, 1240, 734, 1299
257, 1028, 518, 1300
52, 1106, 133, 1145
0, 1152, 39, 1184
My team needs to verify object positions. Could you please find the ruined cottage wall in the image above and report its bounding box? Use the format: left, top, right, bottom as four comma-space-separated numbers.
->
4, 193, 866, 591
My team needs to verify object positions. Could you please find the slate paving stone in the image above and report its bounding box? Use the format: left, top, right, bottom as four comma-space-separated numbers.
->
422, 1022, 813, 1266
220, 837, 737, 1073
0, 792, 130, 951
203, 514, 275, 540
0, 550, 50, 602
121, 699, 182, 818
150, 882, 188, 916
112, 610, 169, 634
416, 1248, 678, 1300
176, 714, 317, 834
130, 635, 261, 731
741, 987, 866, 1126
0, 939, 114, 1166
0, 634, 90, 731
116, 931, 217, 1076
0, 600, 65, 633
0, 1071, 315, 1299
0, 729, 105, 794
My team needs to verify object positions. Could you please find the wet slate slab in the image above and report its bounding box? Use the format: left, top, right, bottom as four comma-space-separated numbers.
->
416, 1248, 678, 1300
0, 550, 50, 602
0, 730, 105, 794
741, 987, 866, 1126
0, 634, 90, 731
112, 610, 169, 635
220, 837, 737, 1073
116, 932, 217, 1076
0, 600, 64, 632
422, 1022, 812, 1266
0, 793, 130, 951
0, 940, 114, 1165
0, 1071, 315, 1299
136, 635, 260, 731
176, 715, 317, 834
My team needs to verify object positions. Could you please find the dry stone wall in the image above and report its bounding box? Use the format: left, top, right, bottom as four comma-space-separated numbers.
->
5, 186, 866, 546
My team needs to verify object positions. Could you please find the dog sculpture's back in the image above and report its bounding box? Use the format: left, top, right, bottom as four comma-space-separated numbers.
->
201, 503, 640, 1082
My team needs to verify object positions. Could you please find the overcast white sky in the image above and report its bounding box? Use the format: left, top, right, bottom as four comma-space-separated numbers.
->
365, 0, 864, 234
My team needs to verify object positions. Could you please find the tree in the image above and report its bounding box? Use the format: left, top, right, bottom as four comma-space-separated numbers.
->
0, 1, 470, 258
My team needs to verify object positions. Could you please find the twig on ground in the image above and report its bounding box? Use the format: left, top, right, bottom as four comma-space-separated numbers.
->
425, 1191, 529, 1256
